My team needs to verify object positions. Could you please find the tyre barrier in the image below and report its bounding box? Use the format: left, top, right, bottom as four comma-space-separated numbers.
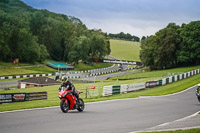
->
103, 69, 200, 96
60, 67, 120, 79
0, 73, 56, 80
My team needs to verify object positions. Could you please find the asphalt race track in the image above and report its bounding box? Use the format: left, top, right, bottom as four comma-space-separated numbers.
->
0, 85, 199, 133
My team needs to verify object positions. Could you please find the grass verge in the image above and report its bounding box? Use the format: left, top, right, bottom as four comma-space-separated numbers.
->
140, 128, 200, 133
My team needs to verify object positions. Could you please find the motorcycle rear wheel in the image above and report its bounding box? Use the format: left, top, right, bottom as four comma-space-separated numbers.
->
60, 100, 69, 113
77, 98, 85, 112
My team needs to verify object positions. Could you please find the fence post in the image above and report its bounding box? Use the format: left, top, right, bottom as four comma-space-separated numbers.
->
98, 86, 101, 96
85, 88, 87, 99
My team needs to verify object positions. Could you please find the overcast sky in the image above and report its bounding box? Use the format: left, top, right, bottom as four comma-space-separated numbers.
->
22, 0, 200, 38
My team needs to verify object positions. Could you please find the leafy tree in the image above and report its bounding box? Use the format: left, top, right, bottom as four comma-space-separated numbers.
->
30, 11, 47, 35
90, 31, 109, 59
141, 36, 146, 41
16, 28, 40, 62
68, 36, 90, 64
0, 11, 13, 61
140, 23, 181, 70
108, 32, 140, 42
1, 44, 11, 61
177, 21, 200, 65
140, 36, 156, 70
153, 23, 181, 69
39, 44, 49, 63
68, 51, 79, 65
0, 0, 9, 4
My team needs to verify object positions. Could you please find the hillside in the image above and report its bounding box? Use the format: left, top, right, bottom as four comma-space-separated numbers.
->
0, 0, 110, 64
109, 39, 141, 61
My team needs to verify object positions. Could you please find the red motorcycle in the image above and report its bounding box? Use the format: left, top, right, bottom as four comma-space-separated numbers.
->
58, 86, 85, 113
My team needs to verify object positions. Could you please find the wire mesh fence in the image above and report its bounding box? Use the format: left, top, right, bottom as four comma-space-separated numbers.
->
79, 85, 101, 99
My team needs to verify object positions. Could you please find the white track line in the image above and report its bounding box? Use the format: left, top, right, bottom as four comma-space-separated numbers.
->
0, 106, 59, 114
130, 111, 200, 133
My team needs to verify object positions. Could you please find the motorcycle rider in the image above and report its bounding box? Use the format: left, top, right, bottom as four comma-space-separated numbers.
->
196, 84, 200, 102
62, 78, 80, 102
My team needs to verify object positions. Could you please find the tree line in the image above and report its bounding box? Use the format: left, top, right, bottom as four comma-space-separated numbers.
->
0, 0, 111, 64
140, 21, 200, 70
108, 32, 140, 42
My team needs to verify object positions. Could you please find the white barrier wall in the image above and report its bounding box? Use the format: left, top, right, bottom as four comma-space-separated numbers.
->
120, 84, 128, 93
188, 72, 190, 77
162, 78, 166, 85
169, 76, 172, 83
127, 83, 146, 92
184, 73, 187, 78
120, 83, 146, 93
103, 83, 146, 96
174, 75, 177, 81
179, 74, 182, 80
103, 86, 113, 96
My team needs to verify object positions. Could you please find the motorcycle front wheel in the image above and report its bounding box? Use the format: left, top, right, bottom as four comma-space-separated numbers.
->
198, 97, 200, 103
77, 98, 85, 112
60, 100, 69, 113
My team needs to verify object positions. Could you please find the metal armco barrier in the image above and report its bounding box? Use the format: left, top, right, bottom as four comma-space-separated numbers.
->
0, 91, 47, 104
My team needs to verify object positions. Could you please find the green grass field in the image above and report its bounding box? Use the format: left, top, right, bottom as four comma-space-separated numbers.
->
110, 39, 141, 61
